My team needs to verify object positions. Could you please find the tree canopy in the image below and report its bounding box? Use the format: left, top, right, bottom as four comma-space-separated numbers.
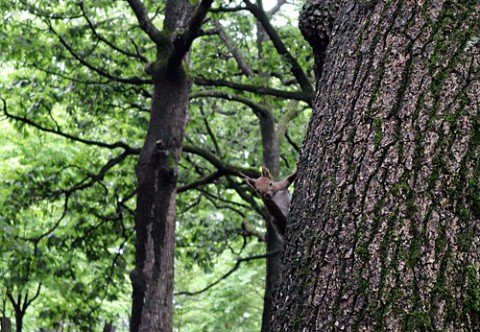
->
0, 0, 312, 330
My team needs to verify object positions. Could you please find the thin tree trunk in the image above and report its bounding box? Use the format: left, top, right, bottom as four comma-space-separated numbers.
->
255, 5, 284, 330
103, 321, 115, 332
259, 110, 282, 332
13, 311, 22, 332
272, 0, 480, 331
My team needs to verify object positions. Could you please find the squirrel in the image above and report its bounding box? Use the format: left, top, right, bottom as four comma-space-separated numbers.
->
245, 167, 297, 237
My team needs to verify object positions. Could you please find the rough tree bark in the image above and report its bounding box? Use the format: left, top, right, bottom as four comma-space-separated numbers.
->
272, 1, 480, 331
127, 0, 212, 331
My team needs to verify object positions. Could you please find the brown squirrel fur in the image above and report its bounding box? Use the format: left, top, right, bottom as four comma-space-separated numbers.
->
245, 167, 297, 236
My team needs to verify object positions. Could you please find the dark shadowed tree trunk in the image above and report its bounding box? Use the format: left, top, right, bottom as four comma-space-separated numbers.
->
1, 317, 11, 332
255, 4, 283, 331
272, 1, 480, 331
127, 0, 212, 331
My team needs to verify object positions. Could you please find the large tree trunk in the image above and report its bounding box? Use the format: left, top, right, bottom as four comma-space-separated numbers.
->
129, 1, 195, 331
272, 1, 480, 331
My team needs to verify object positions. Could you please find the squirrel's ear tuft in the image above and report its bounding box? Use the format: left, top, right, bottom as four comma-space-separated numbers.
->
262, 166, 272, 179
245, 177, 257, 188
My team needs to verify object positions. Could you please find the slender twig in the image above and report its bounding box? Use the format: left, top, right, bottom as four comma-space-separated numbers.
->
214, 20, 254, 76
190, 90, 269, 118
285, 129, 300, 153
47, 21, 151, 85
79, 3, 148, 63
199, 106, 222, 154
175, 250, 281, 296
177, 171, 224, 193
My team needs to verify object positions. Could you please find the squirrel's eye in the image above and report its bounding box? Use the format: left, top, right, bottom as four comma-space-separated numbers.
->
269, 183, 273, 186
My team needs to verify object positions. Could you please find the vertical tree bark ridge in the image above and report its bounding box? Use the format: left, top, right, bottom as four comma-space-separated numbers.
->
273, 1, 480, 331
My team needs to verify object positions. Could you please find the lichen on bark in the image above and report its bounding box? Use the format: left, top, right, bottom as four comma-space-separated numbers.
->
272, 1, 480, 331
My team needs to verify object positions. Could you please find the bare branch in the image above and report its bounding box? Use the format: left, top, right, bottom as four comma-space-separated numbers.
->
17, 193, 70, 243
225, 176, 266, 218
177, 171, 223, 193
69, 151, 131, 192
242, 220, 266, 242
25, 284, 42, 309
199, 189, 248, 217
210, 5, 247, 13
17, 151, 130, 243
199, 106, 221, 155
32, 63, 110, 85
267, 0, 288, 16
285, 130, 301, 153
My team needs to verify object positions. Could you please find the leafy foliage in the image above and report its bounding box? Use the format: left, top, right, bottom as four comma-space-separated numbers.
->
0, 0, 311, 330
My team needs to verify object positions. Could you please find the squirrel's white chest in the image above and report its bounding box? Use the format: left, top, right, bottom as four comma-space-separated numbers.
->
271, 189, 292, 218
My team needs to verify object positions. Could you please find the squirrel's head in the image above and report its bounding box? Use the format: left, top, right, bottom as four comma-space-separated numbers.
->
246, 167, 276, 200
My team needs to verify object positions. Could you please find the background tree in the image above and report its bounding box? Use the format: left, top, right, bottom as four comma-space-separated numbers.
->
272, 0, 480, 330
125, 0, 214, 330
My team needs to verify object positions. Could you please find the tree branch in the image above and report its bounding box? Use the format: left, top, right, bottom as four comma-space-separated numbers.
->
177, 171, 223, 193
225, 176, 266, 218
48, 22, 151, 85
183, 144, 260, 178
210, 5, 247, 13
190, 90, 269, 118
242, 220, 266, 242
243, 0, 314, 97
18, 151, 130, 243
214, 20, 254, 76
18, 193, 70, 243
80, 3, 148, 63
193, 76, 313, 104
169, 0, 214, 70
267, 0, 288, 16
24, 283, 42, 309
1, 97, 140, 154
125, 0, 168, 45
199, 106, 221, 155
